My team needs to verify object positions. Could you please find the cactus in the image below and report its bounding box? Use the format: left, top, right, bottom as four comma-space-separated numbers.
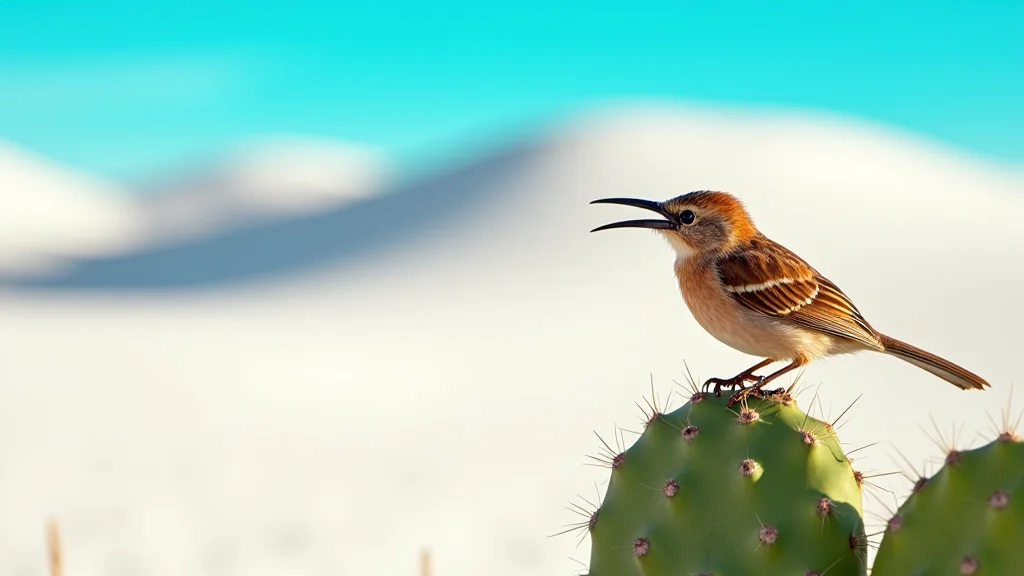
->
584, 390, 867, 576
872, 430, 1024, 575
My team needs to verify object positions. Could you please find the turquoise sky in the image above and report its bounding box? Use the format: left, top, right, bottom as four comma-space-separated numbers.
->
1, 1, 1021, 182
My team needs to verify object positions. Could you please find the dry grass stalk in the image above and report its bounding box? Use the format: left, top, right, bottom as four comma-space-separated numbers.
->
420, 548, 431, 576
46, 519, 62, 576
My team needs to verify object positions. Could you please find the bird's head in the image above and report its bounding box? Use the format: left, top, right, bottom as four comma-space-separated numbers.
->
590, 190, 757, 258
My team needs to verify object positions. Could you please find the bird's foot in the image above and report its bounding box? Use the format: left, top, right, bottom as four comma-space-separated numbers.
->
726, 376, 770, 407
702, 375, 752, 397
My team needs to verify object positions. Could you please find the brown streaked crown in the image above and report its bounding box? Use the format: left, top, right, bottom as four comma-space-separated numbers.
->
664, 191, 755, 228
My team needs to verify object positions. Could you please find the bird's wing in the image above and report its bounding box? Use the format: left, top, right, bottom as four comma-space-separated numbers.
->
716, 236, 883, 350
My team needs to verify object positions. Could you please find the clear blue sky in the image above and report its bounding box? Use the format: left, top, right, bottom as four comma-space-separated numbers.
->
1, 0, 1021, 181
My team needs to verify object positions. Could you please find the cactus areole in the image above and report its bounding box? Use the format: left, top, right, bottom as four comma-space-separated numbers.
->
587, 392, 866, 576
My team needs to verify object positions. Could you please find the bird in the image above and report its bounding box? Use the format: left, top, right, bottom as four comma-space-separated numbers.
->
590, 190, 989, 404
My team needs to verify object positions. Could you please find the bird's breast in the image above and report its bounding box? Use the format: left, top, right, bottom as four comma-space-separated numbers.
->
674, 259, 744, 340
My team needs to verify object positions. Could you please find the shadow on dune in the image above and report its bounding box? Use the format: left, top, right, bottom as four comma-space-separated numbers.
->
2, 143, 536, 291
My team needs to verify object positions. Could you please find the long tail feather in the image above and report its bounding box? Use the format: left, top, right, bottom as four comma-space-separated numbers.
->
879, 334, 989, 390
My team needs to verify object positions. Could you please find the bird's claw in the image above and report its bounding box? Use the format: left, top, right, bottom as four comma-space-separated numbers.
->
726, 376, 770, 407
726, 387, 753, 408
701, 376, 749, 397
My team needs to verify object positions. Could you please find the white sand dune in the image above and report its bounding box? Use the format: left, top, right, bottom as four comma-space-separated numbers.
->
0, 142, 142, 275
134, 138, 388, 244
1, 103, 1023, 576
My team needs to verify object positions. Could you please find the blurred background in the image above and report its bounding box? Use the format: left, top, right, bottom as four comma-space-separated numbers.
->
1, 1, 1022, 575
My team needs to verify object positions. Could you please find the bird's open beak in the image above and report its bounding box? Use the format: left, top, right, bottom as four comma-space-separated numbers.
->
589, 197, 676, 232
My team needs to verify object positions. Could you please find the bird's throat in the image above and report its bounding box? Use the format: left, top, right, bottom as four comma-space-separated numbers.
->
661, 232, 696, 263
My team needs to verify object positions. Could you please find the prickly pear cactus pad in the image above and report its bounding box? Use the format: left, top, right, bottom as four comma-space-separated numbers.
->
586, 391, 866, 576
872, 431, 1024, 576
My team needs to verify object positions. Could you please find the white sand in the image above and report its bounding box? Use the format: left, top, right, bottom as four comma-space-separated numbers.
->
1, 103, 1022, 575
135, 138, 388, 244
0, 142, 141, 275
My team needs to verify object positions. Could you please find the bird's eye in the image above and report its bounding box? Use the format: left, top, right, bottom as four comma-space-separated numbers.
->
679, 210, 696, 226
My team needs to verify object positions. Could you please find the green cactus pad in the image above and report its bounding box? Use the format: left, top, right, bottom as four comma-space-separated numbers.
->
872, 432, 1024, 576
586, 391, 867, 576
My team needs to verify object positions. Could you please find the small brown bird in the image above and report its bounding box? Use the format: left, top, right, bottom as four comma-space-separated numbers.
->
591, 190, 989, 402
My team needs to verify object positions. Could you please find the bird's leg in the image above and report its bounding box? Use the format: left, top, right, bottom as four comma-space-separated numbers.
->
702, 359, 774, 396
727, 360, 803, 407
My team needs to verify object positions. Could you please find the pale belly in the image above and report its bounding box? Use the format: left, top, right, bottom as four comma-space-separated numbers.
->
675, 260, 835, 362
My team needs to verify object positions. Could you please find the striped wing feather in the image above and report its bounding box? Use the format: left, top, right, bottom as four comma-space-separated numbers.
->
717, 236, 883, 350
